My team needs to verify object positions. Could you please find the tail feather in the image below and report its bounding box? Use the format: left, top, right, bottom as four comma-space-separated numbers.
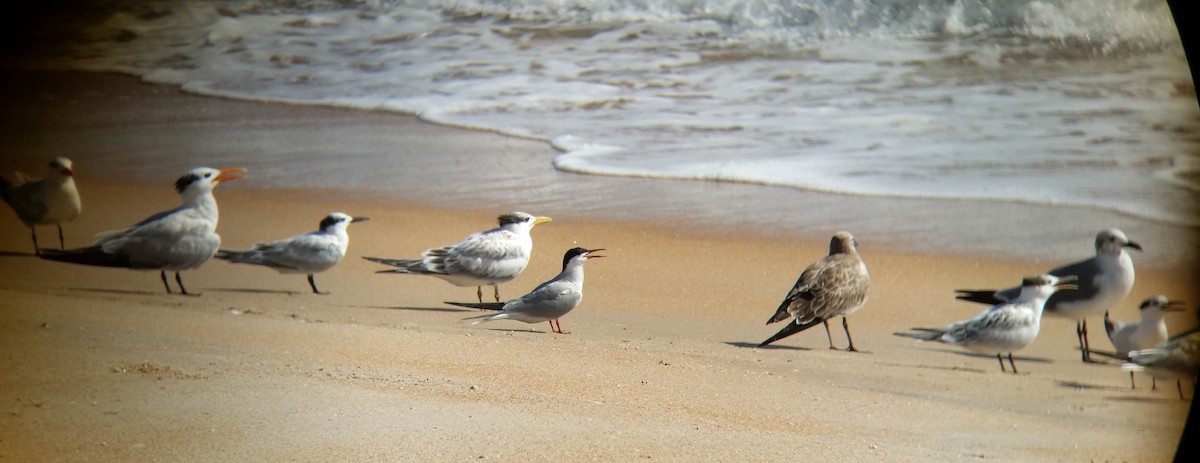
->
446, 301, 505, 311
954, 290, 1004, 305
0, 176, 11, 205
363, 256, 444, 275
38, 246, 135, 268
759, 318, 824, 347
893, 327, 947, 342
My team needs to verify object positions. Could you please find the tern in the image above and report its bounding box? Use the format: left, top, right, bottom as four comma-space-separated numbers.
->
216, 212, 368, 294
897, 274, 1077, 374
364, 211, 551, 303
1122, 309, 1200, 400
1105, 295, 1185, 388
38, 167, 245, 295
446, 247, 603, 334
760, 231, 870, 350
954, 228, 1140, 362
1, 157, 81, 253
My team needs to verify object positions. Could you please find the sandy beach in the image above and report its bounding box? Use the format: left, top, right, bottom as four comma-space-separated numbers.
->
1, 72, 1198, 461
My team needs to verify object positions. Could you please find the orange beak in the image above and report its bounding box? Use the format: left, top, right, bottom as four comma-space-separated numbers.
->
586, 248, 606, 259
214, 167, 247, 183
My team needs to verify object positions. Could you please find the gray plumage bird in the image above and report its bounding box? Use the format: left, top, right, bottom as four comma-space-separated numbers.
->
216, 212, 368, 294
760, 231, 870, 350
1122, 307, 1200, 400
447, 247, 603, 334
1, 157, 81, 253
1105, 295, 1185, 388
364, 211, 551, 303
954, 228, 1140, 362
897, 274, 1077, 374
38, 167, 245, 295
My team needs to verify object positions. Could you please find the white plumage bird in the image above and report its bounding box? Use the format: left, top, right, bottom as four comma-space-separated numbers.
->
364, 211, 551, 303
216, 212, 368, 294
1, 157, 81, 253
898, 274, 1077, 374
38, 166, 245, 295
447, 247, 604, 334
955, 228, 1140, 362
1105, 295, 1185, 388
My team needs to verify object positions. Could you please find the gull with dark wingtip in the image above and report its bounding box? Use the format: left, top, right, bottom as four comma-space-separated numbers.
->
364, 211, 551, 303
898, 274, 1077, 374
955, 228, 1140, 363
38, 167, 245, 295
447, 247, 603, 334
216, 212, 368, 294
1, 157, 81, 253
760, 231, 870, 350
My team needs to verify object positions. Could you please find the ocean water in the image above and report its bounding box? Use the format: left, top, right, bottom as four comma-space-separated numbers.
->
33, 0, 1199, 228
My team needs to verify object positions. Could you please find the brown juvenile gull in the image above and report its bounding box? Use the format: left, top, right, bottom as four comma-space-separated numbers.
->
760, 231, 870, 350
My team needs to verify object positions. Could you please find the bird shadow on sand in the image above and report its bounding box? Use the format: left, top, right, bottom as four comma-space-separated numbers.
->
357, 305, 475, 313
723, 341, 811, 351
64, 287, 181, 297
206, 287, 304, 296
932, 348, 1054, 365
480, 327, 551, 334
1103, 394, 1182, 403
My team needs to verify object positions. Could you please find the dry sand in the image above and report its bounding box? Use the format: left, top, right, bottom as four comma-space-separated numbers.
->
0, 72, 1197, 461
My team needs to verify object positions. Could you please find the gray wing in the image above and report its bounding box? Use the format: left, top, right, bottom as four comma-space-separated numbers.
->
442, 230, 528, 280
504, 281, 581, 321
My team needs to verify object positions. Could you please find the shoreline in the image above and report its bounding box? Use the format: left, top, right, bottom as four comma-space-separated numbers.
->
1, 70, 1196, 268
0, 69, 1197, 461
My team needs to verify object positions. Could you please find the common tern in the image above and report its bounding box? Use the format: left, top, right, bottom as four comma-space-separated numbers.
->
38, 167, 245, 295
364, 211, 551, 303
955, 228, 1140, 362
1, 157, 81, 253
898, 274, 1077, 374
216, 212, 368, 294
760, 231, 870, 350
447, 247, 603, 334
1105, 295, 1185, 388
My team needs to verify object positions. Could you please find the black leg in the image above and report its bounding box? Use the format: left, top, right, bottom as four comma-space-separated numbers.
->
842, 317, 859, 352
493, 285, 501, 303
175, 272, 189, 295
476, 286, 483, 303
1130, 372, 1137, 389
996, 353, 1007, 373
308, 274, 325, 294
160, 271, 173, 294
30, 226, 40, 255
57, 225, 65, 249
1081, 319, 1093, 362
1076, 321, 1088, 362
1152, 377, 1157, 391
822, 320, 835, 350
1008, 353, 1019, 374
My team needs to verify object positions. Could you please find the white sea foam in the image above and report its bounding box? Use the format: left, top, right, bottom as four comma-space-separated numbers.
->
30, 0, 1200, 225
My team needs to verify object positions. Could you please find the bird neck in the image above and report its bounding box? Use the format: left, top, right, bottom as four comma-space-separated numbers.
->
557, 261, 586, 286
182, 190, 219, 222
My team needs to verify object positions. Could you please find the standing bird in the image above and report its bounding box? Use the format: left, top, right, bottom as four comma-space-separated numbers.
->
1122, 309, 1200, 400
1105, 295, 1186, 388
364, 211, 551, 303
1, 157, 82, 253
955, 228, 1140, 362
38, 167, 245, 295
215, 212, 368, 294
896, 274, 1077, 374
447, 247, 603, 334
760, 231, 870, 350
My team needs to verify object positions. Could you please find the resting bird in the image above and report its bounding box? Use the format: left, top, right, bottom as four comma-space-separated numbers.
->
1122, 307, 1200, 400
954, 228, 1139, 362
1105, 295, 1185, 388
216, 212, 368, 294
38, 167, 245, 295
897, 274, 1076, 374
1, 157, 81, 253
447, 247, 603, 334
760, 231, 870, 350
364, 211, 551, 303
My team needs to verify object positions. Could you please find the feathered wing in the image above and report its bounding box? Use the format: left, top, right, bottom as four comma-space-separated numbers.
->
2, 178, 51, 223
95, 208, 219, 270
766, 265, 818, 324
440, 229, 529, 281
220, 233, 341, 272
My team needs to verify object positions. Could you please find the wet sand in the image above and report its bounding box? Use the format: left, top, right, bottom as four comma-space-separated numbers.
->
0, 71, 1197, 461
